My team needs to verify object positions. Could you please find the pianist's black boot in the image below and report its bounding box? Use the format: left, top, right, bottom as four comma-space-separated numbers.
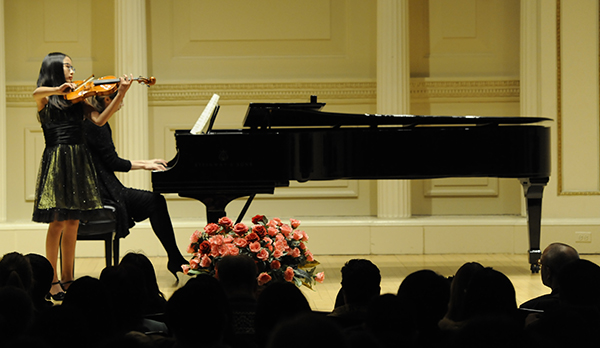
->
147, 193, 189, 282
125, 188, 189, 281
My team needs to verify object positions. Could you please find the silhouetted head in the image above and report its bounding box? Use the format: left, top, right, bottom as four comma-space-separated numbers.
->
0, 251, 33, 292
216, 255, 258, 297
463, 267, 517, 319
397, 269, 450, 330
119, 252, 165, 314
24, 253, 54, 309
446, 262, 485, 321
166, 275, 230, 346
255, 281, 311, 347
540, 242, 579, 290
340, 259, 381, 304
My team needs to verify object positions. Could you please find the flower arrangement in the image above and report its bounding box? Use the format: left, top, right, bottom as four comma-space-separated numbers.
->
183, 215, 325, 289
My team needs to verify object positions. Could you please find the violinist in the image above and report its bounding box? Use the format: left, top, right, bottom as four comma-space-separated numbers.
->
32, 52, 133, 300
83, 92, 189, 280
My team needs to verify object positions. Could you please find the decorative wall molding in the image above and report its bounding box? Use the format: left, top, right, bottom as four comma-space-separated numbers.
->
411, 78, 520, 102
556, 0, 600, 196
6, 79, 521, 107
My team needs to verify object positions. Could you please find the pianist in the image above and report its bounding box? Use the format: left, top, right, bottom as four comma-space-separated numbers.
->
83, 92, 188, 280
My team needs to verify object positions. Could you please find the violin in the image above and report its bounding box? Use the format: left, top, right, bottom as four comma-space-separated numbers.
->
65, 75, 156, 103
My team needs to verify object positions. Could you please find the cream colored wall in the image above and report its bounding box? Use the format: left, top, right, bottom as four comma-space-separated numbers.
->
2, 0, 600, 261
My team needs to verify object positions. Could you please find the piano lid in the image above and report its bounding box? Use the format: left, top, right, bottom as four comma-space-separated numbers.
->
243, 99, 552, 129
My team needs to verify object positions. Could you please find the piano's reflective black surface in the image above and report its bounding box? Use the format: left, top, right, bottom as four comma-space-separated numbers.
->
152, 99, 551, 272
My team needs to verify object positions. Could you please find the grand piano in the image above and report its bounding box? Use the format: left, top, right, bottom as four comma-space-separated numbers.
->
152, 97, 551, 272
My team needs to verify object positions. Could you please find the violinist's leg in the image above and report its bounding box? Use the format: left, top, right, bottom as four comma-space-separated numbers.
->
60, 219, 79, 289
46, 220, 65, 295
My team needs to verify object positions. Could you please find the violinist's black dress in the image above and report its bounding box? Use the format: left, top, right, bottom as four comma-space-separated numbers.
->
32, 102, 103, 222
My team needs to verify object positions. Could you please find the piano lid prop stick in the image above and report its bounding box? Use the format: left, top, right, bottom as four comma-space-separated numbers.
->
191, 93, 220, 134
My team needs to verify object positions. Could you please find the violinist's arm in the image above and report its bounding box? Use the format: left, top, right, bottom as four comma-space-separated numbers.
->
86, 74, 133, 126
33, 83, 76, 111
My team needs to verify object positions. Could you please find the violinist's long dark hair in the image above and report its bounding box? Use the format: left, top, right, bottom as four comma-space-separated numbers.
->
36, 52, 72, 110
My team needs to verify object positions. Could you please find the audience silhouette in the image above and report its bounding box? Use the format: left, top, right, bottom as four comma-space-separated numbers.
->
165, 274, 231, 348
328, 258, 381, 329
216, 255, 259, 348
397, 269, 451, 347
25, 253, 54, 314
439, 261, 484, 332
520, 242, 579, 312
119, 252, 168, 317
3, 244, 600, 348
524, 258, 600, 347
254, 281, 312, 348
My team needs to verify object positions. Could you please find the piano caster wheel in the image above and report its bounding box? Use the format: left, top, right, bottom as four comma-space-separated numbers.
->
530, 263, 540, 274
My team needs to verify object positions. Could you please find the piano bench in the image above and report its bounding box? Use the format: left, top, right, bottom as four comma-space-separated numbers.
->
77, 205, 120, 267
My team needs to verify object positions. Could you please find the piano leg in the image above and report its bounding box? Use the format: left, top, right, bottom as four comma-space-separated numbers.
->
520, 177, 549, 273
180, 190, 271, 224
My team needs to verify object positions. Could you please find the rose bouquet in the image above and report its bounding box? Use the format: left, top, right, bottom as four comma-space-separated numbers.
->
183, 215, 324, 289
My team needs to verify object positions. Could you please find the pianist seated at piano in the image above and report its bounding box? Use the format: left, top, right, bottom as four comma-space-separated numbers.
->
83, 92, 188, 280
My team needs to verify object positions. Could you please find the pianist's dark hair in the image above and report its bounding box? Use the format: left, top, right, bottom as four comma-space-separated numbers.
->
90, 91, 118, 114
36, 52, 72, 110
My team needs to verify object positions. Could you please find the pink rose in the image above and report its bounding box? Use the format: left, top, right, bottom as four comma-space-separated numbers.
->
209, 235, 224, 246
233, 223, 248, 236
190, 229, 202, 243
272, 218, 282, 226
210, 245, 220, 257
270, 260, 281, 270
300, 230, 309, 242
292, 231, 302, 241
204, 223, 220, 236
257, 272, 272, 286
218, 217, 233, 230
249, 241, 261, 253
268, 227, 278, 237
182, 264, 191, 275
235, 238, 248, 248
263, 237, 273, 245
267, 220, 278, 228
227, 244, 239, 256
280, 224, 292, 237
274, 240, 286, 252
187, 243, 196, 254
190, 258, 200, 269
290, 248, 301, 258
218, 244, 229, 256
315, 272, 325, 283
200, 254, 212, 268
299, 242, 306, 250
223, 235, 234, 244
284, 267, 294, 282
290, 219, 301, 229
272, 249, 284, 259
305, 250, 314, 261
257, 248, 269, 261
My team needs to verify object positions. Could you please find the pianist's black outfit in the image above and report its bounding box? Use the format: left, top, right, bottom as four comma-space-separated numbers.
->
83, 119, 188, 278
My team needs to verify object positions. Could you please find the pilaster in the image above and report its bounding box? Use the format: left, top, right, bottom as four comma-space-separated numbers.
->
115, 0, 150, 189
376, 0, 411, 218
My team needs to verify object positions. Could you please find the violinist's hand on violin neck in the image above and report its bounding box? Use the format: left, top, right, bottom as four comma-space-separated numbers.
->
118, 74, 134, 93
